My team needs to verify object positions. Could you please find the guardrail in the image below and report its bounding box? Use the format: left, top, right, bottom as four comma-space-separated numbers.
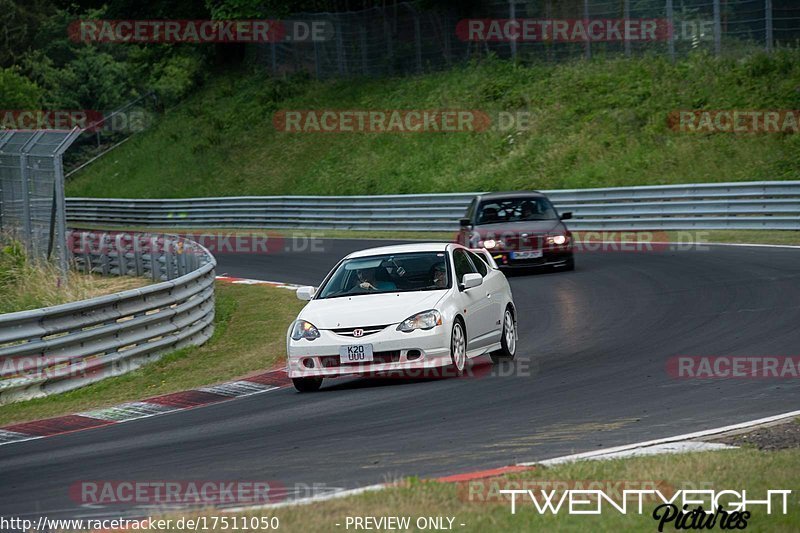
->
65, 181, 800, 231
0, 230, 216, 405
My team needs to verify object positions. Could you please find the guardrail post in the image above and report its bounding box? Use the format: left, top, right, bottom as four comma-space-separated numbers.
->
765, 0, 773, 53
666, 0, 675, 62
713, 0, 721, 56
18, 153, 33, 258
53, 153, 69, 278
100, 233, 110, 276
384, 13, 394, 75
509, 0, 517, 61
360, 25, 369, 75
116, 232, 127, 276
313, 36, 321, 79
165, 235, 173, 277
335, 19, 346, 76
624, 0, 631, 57
414, 12, 423, 72
583, 0, 591, 59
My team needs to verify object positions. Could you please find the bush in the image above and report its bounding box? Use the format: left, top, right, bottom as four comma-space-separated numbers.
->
0, 67, 42, 108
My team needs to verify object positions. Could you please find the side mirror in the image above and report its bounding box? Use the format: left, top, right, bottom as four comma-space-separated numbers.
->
459, 217, 472, 227
296, 286, 316, 301
560, 212, 573, 220
461, 273, 483, 290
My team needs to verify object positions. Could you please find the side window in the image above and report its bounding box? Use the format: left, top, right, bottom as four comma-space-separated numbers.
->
453, 249, 477, 281
468, 251, 488, 276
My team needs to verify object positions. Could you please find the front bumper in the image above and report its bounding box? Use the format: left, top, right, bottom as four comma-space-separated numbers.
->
490, 246, 573, 269
287, 324, 451, 378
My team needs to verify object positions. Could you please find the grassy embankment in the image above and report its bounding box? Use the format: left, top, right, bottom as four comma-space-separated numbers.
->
68, 50, 800, 198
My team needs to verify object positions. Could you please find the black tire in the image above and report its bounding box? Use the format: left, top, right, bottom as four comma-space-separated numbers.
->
449, 319, 467, 376
292, 377, 323, 392
491, 306, 517, 363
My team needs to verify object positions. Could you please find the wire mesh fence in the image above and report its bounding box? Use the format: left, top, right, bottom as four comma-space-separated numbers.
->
0, 130, 81, 276
63, 92, 159, 178
254, 0, 800, 78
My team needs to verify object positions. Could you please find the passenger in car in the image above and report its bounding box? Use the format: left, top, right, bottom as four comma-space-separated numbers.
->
432, 263, 447, 288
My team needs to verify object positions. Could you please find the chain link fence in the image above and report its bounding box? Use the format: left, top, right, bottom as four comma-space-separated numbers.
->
255, 0, 800, 78
0, 130, 81, 276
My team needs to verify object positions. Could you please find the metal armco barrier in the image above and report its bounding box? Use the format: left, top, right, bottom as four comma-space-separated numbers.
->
0, 230, 216, 405
66, 181, 800, 231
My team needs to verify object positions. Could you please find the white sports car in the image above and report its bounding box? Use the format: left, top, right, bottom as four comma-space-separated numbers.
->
286, 243, 517, 392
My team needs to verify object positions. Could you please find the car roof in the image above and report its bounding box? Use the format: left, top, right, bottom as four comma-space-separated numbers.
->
475, 190, 546, 201
346, 242, 452, 259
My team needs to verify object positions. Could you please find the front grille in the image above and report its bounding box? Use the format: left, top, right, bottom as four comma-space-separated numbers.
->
330, 324, 390, 337
319, 351, 402, 368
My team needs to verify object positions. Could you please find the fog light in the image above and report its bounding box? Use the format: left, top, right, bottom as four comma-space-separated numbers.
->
407, 350, 422, 361
303, 358, 315, 368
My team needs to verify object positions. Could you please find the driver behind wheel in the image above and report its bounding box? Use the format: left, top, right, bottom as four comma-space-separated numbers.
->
357, 268, 396, 291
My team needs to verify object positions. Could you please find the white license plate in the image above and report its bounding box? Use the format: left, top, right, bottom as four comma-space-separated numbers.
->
511, 250, 543, 260
339, 344, 374, 363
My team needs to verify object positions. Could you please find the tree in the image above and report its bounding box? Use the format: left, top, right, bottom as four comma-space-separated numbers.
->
0, 67, 42, 108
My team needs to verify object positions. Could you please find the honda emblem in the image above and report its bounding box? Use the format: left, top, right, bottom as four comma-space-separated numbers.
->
353, 328, 364, 337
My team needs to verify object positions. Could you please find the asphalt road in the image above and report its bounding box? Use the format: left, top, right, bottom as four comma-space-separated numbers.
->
2, 239, 800, 520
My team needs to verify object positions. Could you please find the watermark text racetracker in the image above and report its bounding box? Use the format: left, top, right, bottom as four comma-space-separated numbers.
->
273, 109, 538, 133
71, 480, 287, 506
668, 356, 800, 379
0, 109, 152, 133
0, 515, 280, 532
456, 18, 721, 43
466, 230, 714, 254
67, 231, 326, 255
669, 110, 800, 134
69, 19, 333, 43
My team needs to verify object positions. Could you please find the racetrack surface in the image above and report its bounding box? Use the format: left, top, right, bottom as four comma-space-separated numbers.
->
1, 239, 799, 520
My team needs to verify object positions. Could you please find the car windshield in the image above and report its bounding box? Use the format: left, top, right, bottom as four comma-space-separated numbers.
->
316, 252, 451, 299
475, 197, 558, 225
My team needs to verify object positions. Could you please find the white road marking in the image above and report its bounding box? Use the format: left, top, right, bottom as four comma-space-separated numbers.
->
79, 402, 178, 421
538, 441, 736, 466
0, 429, 38, 445
521, 408, 800, 467
199, 381, 277, 397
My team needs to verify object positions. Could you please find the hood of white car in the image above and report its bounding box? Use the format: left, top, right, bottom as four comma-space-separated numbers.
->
299, 290, 448, 329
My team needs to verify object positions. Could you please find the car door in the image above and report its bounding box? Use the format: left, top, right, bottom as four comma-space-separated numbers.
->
452, 248, 494, 351
468, 250, 503, 346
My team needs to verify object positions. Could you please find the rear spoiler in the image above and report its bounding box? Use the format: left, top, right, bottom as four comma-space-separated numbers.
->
469, 248, 499, 270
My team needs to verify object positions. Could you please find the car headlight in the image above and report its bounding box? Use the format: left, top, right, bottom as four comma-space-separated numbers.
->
480, 239, 502, 249
290, 320, 320, 341
397, 310, 442, 332
548, 234, 568, 245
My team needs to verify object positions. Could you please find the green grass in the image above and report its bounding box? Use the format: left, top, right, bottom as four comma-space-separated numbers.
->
0, 282, 304, 425
169, 447, 800, 532
67, 50, 800, 199
0, 239, 152, 313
